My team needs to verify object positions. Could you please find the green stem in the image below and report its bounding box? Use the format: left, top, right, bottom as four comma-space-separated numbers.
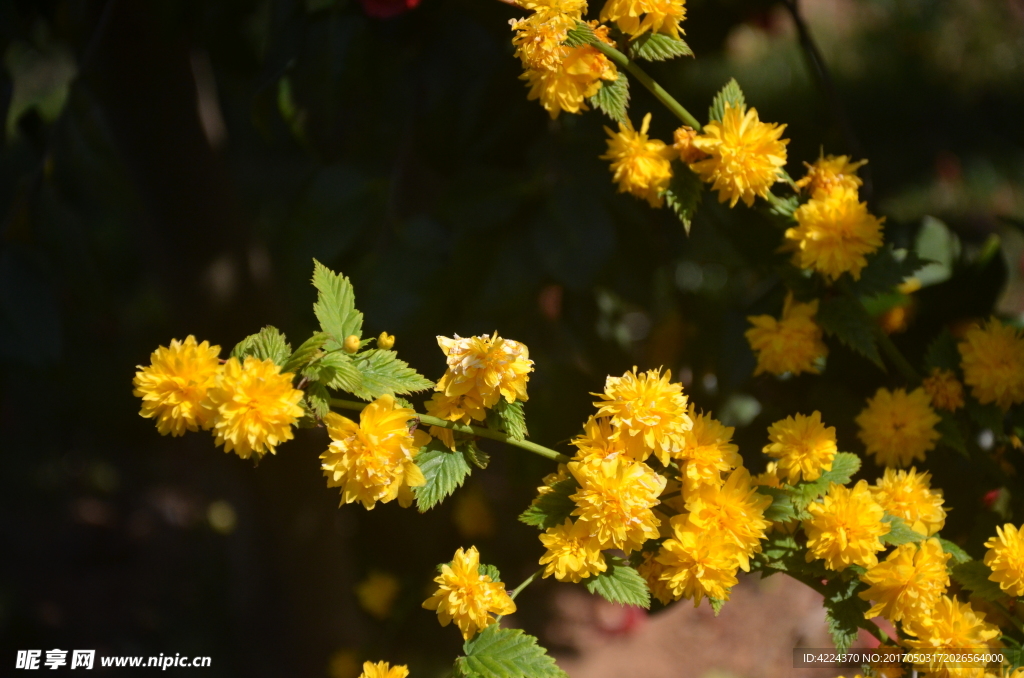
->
508, 567, 544, 602
590, 40, 703, 131
328, 398, 573, 464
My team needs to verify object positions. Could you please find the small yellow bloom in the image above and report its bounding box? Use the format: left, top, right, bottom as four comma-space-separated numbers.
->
958, 317, 1024, 410
517, 0, 588, 19
636, 551, 675, 605
683, 467, 771, 571
356, 572, 400, 620
656, 514, 742, 606
538, 519, 607, 582
358, 661, 409, 678
672, 125, 705, 164
804, 480, 890, 571
422, 546, 516, 640
858, 539, 950, 623
785, 187, 884, 281
568, 457, 666, 552
676, 405, 742, 492
344, 335, 361, 353
511, 12, 577, 70
922, 367, 965, 412
592, 366, 693, 465
377, 332, 395, 350
856, 387, 940, 468
571, 415, 639, 463
763, 411, 837, 484
424, 392, 485, 450
320, 395, 428, 509
690, 103, 788, 208
870, 467, 946, 536
133, 335, 223, 436
745, 294, 828, 377
902, 596, 1001, 678
207, 356, 305, 460
436, 333, 534, 408
794, 154, 867, 197
752, 461, 783, 489
984, 523, 1024, 597
601, 113, 676, 208
599, 0, 687, 39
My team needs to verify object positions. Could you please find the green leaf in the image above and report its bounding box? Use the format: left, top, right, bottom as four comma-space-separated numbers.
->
880, 514, 926, 545
938, 538, 972, 566
758, 486, 797, 523
349, 349, 434, 400
822, 577, 870, 654
709, 597, 725, 615
627, 33, 693, 61
282, 331, 329, 374
563, 21, 596, 48
231, 326, 291, 366
924, 329, 961, 372
413, 439, 473, 512
519, 478, 578, 529
588, 71, 629, 124
708, 78, 746, 123
817, 296, 883, 368
849, 246, 928, 298
791, 452, 862, 510
457, 626, 567, 678
936, 411, 968, 457
312, 259, 363, 351
464, 441, 491, 470
663, 165, 703, 236
487, 400, 528, 441
952, 560, 1005, 602
585, 557, 650, 608
479, 563, 502, 583
304, 381, 331, 420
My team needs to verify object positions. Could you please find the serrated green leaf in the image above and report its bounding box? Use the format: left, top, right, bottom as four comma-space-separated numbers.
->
588, 71, 629, 124
414, 439, 473, 512
822, 577, 870, 654
792, 452, 862, 510
563, 21, 596, 48
349, 349, 434, 401
708, 78, 745, 123
938, 538, 972, 565
585, 557, 650, 608
487, 400, 528, 441
479, 563, 503, 583
464, 441, 491, 470
881, 514, 925, 545
307, 351, 364, 393
936, 411, 968, 457
850, 246, 928, 298
924, 329, 961, 372
952, 560, 1005, 602
628, 32, 693, 61
709, 597, 725, 616
663, 164, 702, 235
312, 259, 363, 351
817, 296, 883, 368
759, 486, 797, 523
231, 326, 292, 366
458, 626, 567, 678
765, 193, 799, 222
519, 478, 578, 529
304, 381, 330, 420
282, 332, 329, 374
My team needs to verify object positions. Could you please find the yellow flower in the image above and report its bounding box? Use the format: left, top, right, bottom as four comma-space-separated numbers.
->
785, 187, 884, 281
984, 523, 1024, 597
690, 104, 788, 208
794, 154, 867, 197
206, 356, 304, 460
356, 572, 400, 620
902, 596, 1001, 678
592, 366, 693, 465
762, 411, 837, 484
870, 467, 946, 536
804, 480, 890, 571
922, 367, 965, 412
636, 551, 675, 605
517, 0, 588, 19
958, 318, 1024, 410
436, 333, 534, 408
568, 457, 666, 552
600, 113, 676, 208
424, 392, 485, 450
377, 332, 395, 350
571, 415, 639, 462
672, 125, 704, 164
745, 294, 828, 377
683, 467, 771, 570
511, 12, 578, 71
538, 519, 608, 582
358, 661, 409, 678
753, 461, 783, 489
599, 0, 687, 39
533, 464, 571, 504
656, 514, 742, 606
422, 546, 516, 640
858, 539, 950, 623
133, 335, 222, 436
856, 387, 940, 468
676, 404, 742, 492
320, 395, 428, 509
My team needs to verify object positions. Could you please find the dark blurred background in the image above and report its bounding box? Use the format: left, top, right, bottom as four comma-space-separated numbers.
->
2, 0, 1024, 675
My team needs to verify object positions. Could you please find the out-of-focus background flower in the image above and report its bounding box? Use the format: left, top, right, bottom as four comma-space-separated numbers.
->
2, 0, 1023, 676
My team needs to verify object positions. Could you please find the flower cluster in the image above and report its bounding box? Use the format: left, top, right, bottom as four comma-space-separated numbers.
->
745, 294, 828, 377
422, 546, 516, 640
959, 317, 1024, 410
856, 387, 940, 468
803, 480, 890, 571
762, 411, 837, 484
133, 336, 305, 460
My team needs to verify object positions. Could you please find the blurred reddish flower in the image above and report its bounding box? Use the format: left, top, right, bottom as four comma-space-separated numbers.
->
358, 0, 420, 19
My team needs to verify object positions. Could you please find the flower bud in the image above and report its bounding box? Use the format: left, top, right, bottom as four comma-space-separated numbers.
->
343, 335, 360, 353
378, 332, 395, 350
